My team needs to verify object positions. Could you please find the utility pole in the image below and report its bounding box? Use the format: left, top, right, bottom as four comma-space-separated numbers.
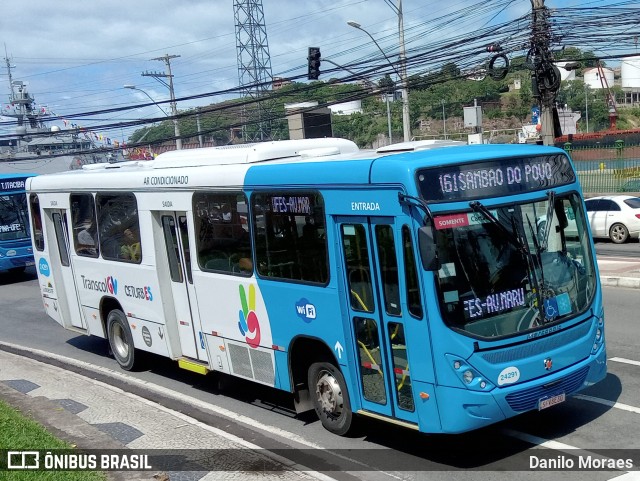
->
195, 108, 204, 148
397, 0, 411, 142
143, 54, 182, 150
441, 99, 446, 139
529, 0, 560, 146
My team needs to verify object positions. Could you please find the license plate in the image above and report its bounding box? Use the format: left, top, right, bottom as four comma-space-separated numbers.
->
25, 261, 35, 266
539, 392, 565, 410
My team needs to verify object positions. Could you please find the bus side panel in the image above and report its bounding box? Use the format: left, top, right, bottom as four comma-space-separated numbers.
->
257, 281, 350, 391
193, 273, 277, 387
36, 253, 64, 326
71, 256, 173, 359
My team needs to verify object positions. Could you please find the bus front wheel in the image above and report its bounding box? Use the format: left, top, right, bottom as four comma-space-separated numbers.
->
308, 361, 353, 436
107, 309, 137, 371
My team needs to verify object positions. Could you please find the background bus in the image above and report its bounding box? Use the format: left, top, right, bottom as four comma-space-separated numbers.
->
26, 138, 606, 436
0, 173, 36, 274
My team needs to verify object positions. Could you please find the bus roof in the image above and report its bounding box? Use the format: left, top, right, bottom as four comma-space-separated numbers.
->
0, 173, 37, 180
26, 139, 567, 192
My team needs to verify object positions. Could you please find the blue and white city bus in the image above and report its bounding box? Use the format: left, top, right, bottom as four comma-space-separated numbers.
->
26, 138, 606, 435
0, 173, 36, 274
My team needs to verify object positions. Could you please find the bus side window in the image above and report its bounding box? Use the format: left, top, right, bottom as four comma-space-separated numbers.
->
375, 225, 401, 316
70, 193, 99, 258
194, 192, 252, 276
253, 192, 328, 284
29, 194, 45, 251
402, 225, 423, 319
96, 193, 141, 263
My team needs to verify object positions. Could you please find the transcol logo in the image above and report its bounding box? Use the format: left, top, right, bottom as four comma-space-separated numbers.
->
81, 275, 118, 295
237, 285, 261, 348
295, 298, 316, 323
38, 258, 50, 277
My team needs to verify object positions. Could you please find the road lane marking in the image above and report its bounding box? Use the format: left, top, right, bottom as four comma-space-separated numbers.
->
609, 357, 640, 367
574, 394, 640, 415
608, 473, 640, 481
502, 429, 580, 451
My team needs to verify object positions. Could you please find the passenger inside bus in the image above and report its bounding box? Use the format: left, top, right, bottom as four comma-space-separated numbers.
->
120, 228, 141, 262
76, 219, 98, 256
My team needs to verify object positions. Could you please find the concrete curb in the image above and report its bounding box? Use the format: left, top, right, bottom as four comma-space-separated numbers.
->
600, 276, 640, 289
0, 344, 339, 481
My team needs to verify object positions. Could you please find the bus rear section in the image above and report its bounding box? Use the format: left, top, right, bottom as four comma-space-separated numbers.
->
0, 174, 35, 274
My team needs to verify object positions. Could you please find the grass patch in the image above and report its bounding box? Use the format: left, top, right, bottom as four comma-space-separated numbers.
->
0, 399, 107, 481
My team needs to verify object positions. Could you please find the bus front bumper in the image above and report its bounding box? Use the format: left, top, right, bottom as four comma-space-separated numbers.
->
433, 346, 607, 434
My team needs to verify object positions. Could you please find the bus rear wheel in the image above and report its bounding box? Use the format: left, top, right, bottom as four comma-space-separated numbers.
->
107, 309, 137, 371
308, 361, 353, 436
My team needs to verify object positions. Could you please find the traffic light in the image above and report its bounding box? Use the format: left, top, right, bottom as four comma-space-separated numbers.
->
307, 47, 321, 80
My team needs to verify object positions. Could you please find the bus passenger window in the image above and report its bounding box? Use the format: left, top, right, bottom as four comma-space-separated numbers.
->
402, 226, 423, 319
342, 224, 374, 312
375, 225, 401, 316
252, 192, 328, 284
194, 192, 252, 276
96, 193, 141, 263
71, 193, 99, 258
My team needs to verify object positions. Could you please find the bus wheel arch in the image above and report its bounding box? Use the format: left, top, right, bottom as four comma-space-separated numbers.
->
100, 298, 137, 371
289, 336, 354, 435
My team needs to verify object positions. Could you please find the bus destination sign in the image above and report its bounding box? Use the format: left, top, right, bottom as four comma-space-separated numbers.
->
416, 154, 575, 202
0, 178, 28, 193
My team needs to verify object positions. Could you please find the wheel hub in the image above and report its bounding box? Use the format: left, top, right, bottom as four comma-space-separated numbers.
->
112, 323, 129, 359
315, 371, 343, 416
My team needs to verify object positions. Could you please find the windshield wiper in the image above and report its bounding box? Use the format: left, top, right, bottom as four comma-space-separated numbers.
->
539, 190, 556, 252
470, 200, 547, 326
469, 201, 527, 256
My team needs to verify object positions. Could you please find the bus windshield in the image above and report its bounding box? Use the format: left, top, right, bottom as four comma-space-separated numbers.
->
432, 192, 596, 339
0, 194, 30, 241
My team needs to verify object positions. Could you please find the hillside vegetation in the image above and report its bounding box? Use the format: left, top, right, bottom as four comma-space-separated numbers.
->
129, 48, 640, 148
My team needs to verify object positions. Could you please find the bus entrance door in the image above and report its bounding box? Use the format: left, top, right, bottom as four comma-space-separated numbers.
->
338, 217, 418, 426
159, 213, 207, 362
48, 209, 86, 330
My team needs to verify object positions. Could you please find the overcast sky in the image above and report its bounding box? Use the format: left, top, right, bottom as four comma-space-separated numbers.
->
0, 0, 629, 142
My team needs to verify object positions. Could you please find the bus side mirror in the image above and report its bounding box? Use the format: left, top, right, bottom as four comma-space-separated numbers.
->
418, 223, 441, 271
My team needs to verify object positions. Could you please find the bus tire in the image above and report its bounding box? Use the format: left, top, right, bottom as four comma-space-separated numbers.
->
107, 309, 137, 371
308, 361, 353, 436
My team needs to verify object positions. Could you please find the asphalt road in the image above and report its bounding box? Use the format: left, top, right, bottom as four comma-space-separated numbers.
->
594, 237, 640, 258
1, 266, 639, 480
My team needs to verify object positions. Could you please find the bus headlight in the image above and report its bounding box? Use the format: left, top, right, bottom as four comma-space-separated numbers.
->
445, 354, 494, 391
592, 310, 605, 354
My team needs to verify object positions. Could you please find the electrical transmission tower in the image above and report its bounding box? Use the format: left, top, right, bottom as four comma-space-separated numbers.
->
234, 0, 277, 142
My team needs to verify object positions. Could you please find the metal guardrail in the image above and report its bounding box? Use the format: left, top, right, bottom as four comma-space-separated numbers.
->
563, 141, 640, 194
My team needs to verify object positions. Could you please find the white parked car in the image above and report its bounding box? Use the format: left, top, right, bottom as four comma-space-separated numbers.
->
584, 195, 640, 243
